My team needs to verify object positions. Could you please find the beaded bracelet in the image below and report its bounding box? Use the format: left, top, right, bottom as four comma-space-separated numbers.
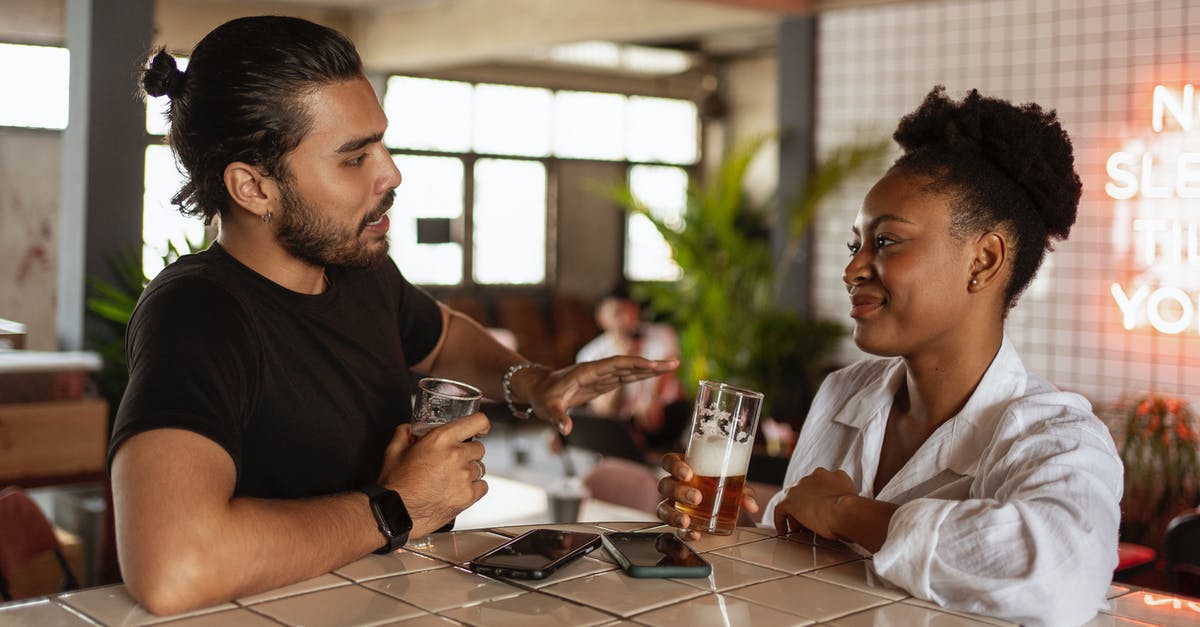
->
502, 363, 543, 420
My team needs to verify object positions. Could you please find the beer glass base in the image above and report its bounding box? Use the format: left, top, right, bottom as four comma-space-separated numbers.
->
687, 523, 735, 536
677, 508, 736, 536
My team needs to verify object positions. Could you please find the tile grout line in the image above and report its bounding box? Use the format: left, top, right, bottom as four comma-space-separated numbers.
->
50, 598, 104, 626
243, 603, 290, 626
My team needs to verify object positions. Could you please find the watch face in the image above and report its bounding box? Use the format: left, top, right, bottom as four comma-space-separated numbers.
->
376, 490, 413, 538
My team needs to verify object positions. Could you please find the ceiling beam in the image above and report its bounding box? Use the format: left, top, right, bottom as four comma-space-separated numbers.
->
155, 0, 355, 53
691, 0, 812, 13
352, 0, 778, 72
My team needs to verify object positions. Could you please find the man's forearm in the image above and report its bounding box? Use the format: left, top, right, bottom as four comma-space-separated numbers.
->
120, 489, 384, 615
426, 310, 544, 401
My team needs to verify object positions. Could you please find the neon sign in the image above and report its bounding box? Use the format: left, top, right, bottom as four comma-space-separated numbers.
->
1107, 85, 1200, 334
1140, 592, 1200, 613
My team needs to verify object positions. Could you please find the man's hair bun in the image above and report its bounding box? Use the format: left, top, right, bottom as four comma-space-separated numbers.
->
142, 48, 186, 99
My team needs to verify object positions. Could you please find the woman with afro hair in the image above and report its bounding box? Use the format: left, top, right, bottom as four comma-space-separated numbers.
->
656, 87, 1122, 626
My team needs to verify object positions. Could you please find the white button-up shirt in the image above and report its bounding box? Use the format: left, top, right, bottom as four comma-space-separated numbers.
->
762, 336, 1123, 626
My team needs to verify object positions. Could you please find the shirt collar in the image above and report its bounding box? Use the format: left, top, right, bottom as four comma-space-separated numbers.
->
940, 335, 1027, 475
830, 357, 905, 429
830, 335, 1028, 476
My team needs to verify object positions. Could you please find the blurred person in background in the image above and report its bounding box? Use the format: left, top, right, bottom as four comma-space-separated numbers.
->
577, 285, 688, 456
655, 87, 1122, 626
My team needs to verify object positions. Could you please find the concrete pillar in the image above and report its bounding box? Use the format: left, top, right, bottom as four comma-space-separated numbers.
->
58, 0, 155, 349
774, 14, 816, 315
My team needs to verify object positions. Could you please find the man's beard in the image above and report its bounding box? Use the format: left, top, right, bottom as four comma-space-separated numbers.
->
275, 181, 394, 269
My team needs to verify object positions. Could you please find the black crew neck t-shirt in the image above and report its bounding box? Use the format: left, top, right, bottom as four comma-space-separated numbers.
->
108, 243, 443, 499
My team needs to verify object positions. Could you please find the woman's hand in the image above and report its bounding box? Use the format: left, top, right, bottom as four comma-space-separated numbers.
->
655, 452, 758, 541
518, 356, 678, 435
772, 467, 857, 539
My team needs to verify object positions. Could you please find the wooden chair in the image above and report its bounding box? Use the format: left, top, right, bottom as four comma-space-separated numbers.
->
551, 296, 600, 367
0, 486, 79, 601
442, 296, 492, 327
494, 295, 557, 366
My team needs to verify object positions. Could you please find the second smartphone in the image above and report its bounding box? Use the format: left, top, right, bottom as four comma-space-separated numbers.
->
468, 529, 601, 580
602, 532, 712, 578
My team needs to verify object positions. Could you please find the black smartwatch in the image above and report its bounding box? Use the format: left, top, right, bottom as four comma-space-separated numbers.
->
361, 484, 413, 554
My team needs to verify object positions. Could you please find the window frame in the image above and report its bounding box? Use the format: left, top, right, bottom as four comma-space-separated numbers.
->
382, 73, 702, 296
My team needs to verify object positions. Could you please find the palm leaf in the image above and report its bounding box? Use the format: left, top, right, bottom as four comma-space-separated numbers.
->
600, 133, 886, 408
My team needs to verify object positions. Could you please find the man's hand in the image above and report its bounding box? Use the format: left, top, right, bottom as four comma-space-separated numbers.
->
772, 467, 857, 539
378, 413, 491, 538
516, 356, 678, 435
654, 452, 758, 542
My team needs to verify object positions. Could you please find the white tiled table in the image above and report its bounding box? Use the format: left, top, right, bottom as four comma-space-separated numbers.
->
3, 522, 1198, 626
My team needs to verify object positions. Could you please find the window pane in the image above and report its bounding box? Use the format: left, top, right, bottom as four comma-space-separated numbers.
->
626, 96, 698, 165
472, 84, 552, 157
625, 164, 687, 281
388, 155, 464, 285
143, 145, 204, 279
145, 57, 188, 135
473, 159, 546, 284
553, 90, 626, 160
0, 43, 68, 129
383, 76, 472, 152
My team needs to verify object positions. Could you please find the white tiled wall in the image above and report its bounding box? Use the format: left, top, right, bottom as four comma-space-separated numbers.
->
814, 0, 1200, 408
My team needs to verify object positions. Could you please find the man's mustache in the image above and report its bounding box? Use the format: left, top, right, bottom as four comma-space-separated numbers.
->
362, 190, 396, 228
375, 189, 396, 216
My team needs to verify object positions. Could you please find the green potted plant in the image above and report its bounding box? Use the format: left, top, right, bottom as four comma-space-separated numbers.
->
1111, 392, 1200, 549
606, 134, 889, 420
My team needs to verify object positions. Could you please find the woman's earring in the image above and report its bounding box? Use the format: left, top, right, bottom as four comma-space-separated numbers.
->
970, 278, 978, 286
262, 211, 273, 225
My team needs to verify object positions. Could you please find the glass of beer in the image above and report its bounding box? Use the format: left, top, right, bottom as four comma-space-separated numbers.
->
412, 377, 482, 437
674, 381, 763, 535
412, 377, 483, 537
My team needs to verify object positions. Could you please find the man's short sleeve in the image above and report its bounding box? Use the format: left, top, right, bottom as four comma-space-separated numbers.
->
107, 277, 260, 475
389, 263, 444, 366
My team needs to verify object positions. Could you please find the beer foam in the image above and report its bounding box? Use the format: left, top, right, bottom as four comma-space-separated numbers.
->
686, 434, 752, 477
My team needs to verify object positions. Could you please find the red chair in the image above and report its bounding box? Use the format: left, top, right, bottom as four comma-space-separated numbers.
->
0, 487, 80, 601
1114, 541, 1157, 577
582, 458, 662, 515
745, 481, 782, 525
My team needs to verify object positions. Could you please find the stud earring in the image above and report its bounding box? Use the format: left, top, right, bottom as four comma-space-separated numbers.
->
970, 278, 978, 286
262, 211, 273, 225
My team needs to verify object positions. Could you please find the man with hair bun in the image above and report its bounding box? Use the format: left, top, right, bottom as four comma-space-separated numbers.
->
112, 15, 676, 615
656, 87, 1123, 626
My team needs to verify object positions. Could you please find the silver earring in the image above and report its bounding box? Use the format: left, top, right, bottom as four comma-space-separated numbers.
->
262, 211, 272, 224
970, 278, 978, 286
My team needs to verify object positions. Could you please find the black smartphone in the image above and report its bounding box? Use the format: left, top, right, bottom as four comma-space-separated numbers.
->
468, 529, 602, 580
601, 532, 712, 578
